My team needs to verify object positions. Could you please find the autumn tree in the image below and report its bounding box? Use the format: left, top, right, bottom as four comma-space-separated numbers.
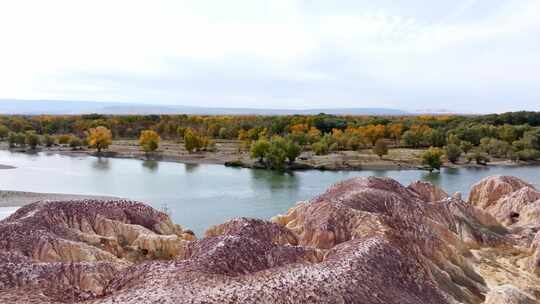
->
87, 126, 112, 153
306, 127, 322, 143
361, 124, 386, 146
289, 123, 309, 134
402, 124, 432, 147
139, 130, 161, 153
57, 134, 72, 145
387, 123, 403, 144
184, 128, 201, 153
373, 139, 388, 159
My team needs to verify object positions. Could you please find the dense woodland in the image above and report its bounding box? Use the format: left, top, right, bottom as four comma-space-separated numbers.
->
0, 111, 539, 170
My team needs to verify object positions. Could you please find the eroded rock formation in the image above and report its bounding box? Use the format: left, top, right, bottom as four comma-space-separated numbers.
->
1, 176, 540, 303
0, 199, 194, 302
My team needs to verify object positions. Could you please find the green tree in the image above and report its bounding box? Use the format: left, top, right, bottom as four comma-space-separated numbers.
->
284, 139, 301, 164
372, 139, 388, 159
7, 132, 17, 148
460, 141, 473, 154
15, 133, 25, 147
444, 143, 462, 164
447, 134, 461, 146
480, 138, 510, 158
43, 134, 55, 147
498, 124, 517, 143
250, 138, 270, 162
426, 129, 446, 147
311, 141, 328, 155
266, 138, 288, 171
69, 136, 83, 150
402, 130, 422, 147
515, 149, 540, 161
25, 131, 40, 149
421, 147, 443, 172
311, 134, 337, 155
467, 148, 490, 165
0, 125, 9, 140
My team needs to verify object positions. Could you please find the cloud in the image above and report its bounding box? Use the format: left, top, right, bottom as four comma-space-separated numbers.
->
0, 0, 539, 112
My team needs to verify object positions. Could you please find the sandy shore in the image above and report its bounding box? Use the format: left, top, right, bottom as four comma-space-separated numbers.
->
0, 190, 119, 208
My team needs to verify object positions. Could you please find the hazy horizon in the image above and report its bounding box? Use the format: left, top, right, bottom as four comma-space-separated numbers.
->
1, 1, 540, 113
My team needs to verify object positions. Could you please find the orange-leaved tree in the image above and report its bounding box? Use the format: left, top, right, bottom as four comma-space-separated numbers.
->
139, 130, 161, 153
87, 126, 112, 153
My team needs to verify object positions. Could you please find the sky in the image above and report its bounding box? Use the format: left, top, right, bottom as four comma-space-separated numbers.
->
0, 0, 539, 113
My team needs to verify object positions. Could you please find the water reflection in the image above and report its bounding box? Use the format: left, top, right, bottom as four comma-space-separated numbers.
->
422, 171, 442, 185
92, 157, 110, 171
142, 160, 159, 172
444, 167, 460, 175
184, 163, 199, 173
372, 170, 388, 177
250, 169, 300, 190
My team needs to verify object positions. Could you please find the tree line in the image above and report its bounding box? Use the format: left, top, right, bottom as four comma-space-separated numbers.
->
0, 111, 539, 170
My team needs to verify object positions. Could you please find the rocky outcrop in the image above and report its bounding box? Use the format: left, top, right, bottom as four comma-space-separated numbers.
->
0, 199, 194, 302
484, 285, 536, 304
407, 180, 449, 202
468, 175, 534, 210
2, 176, 540, 303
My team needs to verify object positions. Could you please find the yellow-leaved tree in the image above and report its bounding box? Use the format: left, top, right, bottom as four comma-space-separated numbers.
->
139, 130, 160, 153
87, 126, 112, 153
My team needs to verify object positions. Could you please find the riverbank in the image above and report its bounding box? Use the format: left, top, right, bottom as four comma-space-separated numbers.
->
1, 140, 537, 171
0, 190, 119, 208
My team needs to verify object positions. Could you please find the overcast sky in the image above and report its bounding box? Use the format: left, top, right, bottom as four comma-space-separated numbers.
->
1, 0, 539, 113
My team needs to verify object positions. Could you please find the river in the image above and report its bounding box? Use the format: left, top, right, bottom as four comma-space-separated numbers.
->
0, 150, 538, 235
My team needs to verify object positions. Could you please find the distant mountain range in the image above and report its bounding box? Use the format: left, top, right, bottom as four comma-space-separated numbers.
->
0, 99, 410, 116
